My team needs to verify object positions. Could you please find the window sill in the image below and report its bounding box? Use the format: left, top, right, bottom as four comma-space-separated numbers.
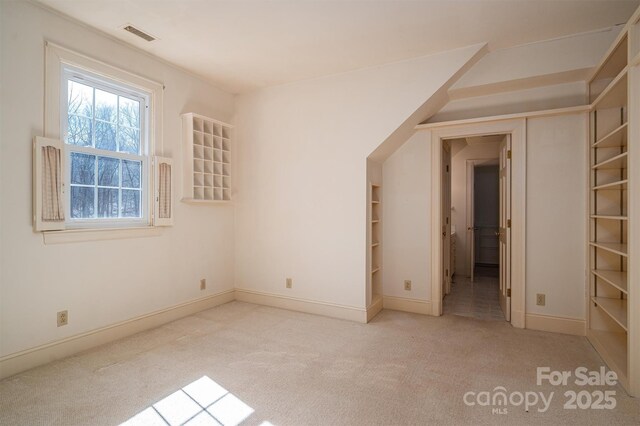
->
42, 226, 163, 245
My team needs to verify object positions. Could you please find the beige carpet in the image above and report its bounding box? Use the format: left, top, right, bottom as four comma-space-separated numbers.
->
0, 301, 638, 425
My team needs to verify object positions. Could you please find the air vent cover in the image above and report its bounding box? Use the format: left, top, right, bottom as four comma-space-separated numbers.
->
123, 25, 156, 42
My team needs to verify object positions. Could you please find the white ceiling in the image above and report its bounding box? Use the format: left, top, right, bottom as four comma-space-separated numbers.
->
37, 0, 639, 94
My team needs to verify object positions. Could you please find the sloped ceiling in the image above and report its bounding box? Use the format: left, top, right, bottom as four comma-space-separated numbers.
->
37, 0, 639, 93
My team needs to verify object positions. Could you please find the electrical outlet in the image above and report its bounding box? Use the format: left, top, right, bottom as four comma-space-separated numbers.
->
536, 293, 546, 306
57, 310, 68, 327
200, 279, 206, 290
404, 280, 412, 291
286, 278, 293, 289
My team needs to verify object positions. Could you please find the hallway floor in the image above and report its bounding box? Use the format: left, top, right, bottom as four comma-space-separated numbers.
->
443, 265, 505, 321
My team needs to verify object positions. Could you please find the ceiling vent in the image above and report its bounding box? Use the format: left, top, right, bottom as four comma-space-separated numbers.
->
123, 25, 156, 42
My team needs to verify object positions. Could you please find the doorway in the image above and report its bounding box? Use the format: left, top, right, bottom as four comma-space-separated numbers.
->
429, 118, 525, 328
441, 134, 511, 322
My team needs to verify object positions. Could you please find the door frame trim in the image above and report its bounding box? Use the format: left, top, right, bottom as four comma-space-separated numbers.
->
428, 118, 526, 328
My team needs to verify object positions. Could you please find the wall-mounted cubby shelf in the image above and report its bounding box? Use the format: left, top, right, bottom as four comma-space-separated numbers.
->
181, 113, 232, 203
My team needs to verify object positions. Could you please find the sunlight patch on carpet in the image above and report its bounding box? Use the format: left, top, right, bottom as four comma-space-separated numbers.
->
120, 376, 258, 426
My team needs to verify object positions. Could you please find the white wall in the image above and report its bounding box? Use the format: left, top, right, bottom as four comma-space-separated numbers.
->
0, 1, 235, 357
451, 26, 621, 91
382, 132, 431, 301
233, 45, 483, 309
450, 140, 501, 276
382, 113, 586, 321
526, 114, 586, 319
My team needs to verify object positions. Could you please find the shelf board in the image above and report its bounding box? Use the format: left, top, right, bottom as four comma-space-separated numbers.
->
371, 242, 380, 247
591, 297, 628, 331
591, 68, 627, 110
371, 200, 380, 204
371, 267, 380, 274
592, 179, 628, 191
592, 269, 628, 294
181, 198, 232, 205
592, 152, 627, 170
593, 123, 627, 148
372, 219, 380, 224
589, 241, 628, 257
591, 215, 628, 221
587, 329, 628, 384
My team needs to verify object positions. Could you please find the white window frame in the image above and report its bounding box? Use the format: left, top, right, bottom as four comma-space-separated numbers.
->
44, 42, 164, 232
62, 66, 150, 228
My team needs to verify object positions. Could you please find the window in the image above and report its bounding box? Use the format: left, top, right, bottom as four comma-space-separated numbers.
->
63, 69, 149, 226
38, 42, 172, 236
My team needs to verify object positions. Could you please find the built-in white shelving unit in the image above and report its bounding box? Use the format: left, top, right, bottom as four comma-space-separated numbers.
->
370, 184, 382, 306
587, 10, 640, 395
181, 113, 232, 203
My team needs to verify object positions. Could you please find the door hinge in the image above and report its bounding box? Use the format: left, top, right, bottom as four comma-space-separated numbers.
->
507, 288, 511, 297
507, 219, 511, 228
507, 150, 512, 159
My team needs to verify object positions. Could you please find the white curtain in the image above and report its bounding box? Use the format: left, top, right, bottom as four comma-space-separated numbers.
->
159, 162, 171, 219
41, 145, 65, 222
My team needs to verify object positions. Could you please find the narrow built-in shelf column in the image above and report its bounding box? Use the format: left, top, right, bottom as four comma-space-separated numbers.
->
370, 184, 382, 305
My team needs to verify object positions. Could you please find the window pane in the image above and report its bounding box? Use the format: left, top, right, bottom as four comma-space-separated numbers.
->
119, 96, 140, 129
67, 80, 93, 117
95, 89, 117, 123
98, 156, 119, 187
118, 127, 140, 154
97, 188, 119, 218
71, 186, 95, 218
122, 160, 141, 188
95, 121, 117, 151
67, 115, 92, 147
121, 189, 141, 217
70, 152, 95, 185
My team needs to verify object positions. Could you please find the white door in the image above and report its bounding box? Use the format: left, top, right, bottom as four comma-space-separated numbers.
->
498, 135, 512, 321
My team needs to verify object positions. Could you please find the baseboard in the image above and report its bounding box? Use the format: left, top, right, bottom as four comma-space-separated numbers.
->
366, 295, 383, 322
0, 289, 235, 380
235, 289, 367, 323
382, 295, 432, 315
525, 313, 586, 336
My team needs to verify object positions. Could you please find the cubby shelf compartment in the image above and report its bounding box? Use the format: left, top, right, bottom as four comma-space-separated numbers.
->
182, 113, 233, 203
592, 270, 628, 294
593, 123, 628, 148
592, 179, 628, 191
592, 70, 628, 109
592, 152, 628, 170
588, 329, 628, 384
590, 242, 628, 257
592, 297, 628, 331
